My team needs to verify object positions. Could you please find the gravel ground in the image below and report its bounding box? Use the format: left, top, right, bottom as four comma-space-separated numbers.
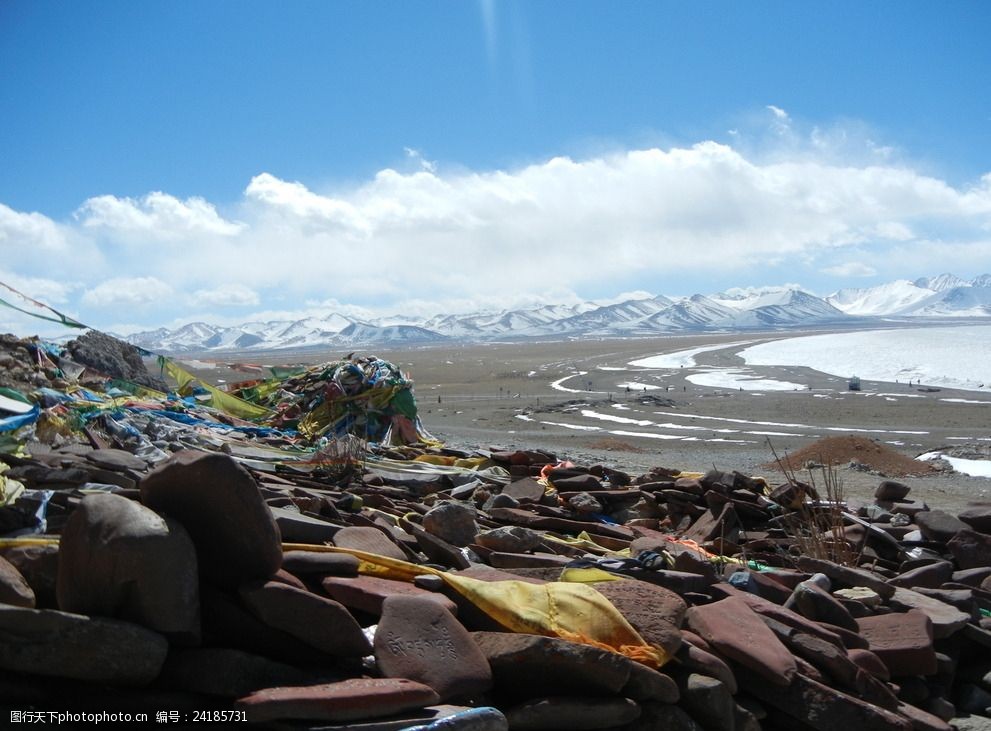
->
190, 330, 991, 513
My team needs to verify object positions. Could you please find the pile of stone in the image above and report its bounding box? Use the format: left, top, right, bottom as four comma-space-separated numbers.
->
0, 331, 164, 393
2, 439, 991, 731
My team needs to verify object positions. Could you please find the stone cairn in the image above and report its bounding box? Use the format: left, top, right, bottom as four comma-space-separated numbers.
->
2, 443, 991, 731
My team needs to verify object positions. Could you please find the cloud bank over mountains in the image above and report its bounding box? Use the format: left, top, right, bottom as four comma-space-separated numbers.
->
2, 121, 990, 334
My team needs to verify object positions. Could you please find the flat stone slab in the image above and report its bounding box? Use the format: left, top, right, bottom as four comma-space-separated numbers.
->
240, 580, 371, 657
686, 595, 797, 686
235, 678, 440, 723
85, 448, 149, 472
797, 556, 895, 600
740, 670, 912, 731
916, 510, 969, 543
271, 506, 340, 544
333, 526, 408, 561
375, 595, 492, 702
282, 550, 360, 576
500, 478, 546, 504
471, 632, 631, 698
888, 587, 970, 639
593, 578, 685, 657
710, 584, 846, 649
856, 609, 937, 677
0, 605, 167, 686
322, 575, 458, 616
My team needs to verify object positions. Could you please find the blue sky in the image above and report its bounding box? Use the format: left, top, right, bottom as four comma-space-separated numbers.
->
1, 1, 990, 334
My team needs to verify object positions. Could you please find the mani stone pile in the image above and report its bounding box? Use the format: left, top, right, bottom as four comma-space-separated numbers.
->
2, 445, 991, 731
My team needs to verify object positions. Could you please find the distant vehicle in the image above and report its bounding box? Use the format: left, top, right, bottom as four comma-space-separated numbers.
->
848, 376, 861, 391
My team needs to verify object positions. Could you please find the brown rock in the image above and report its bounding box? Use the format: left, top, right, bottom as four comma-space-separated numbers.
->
0, 604, 167, 686
159, 647, 312, 697
958, 503, 991, 533
856, 610, 937, 676
888, 587, 970, 638
948, 529, 991, 570
675, 634, 738, 693
915, 510, 969, 543
786, 579, 860, 632
140, 450, 282, 589
322, 574, 458, 616
0, 554, 35, 607
332, 525, 408, 560
501, 477, 545, 503
740, 670, 912, 731
710, 584, 846, 650
786, 630, 862, 690
374, 596, 491, 702
679, 673, 735, 731
686, 596, 797, 686
848, 647, 891, 681
0, 543, 59, 608
621, 662, 680, 703
875, 481, 911, 501
888, 561, 954, 589
235, 678, 439, 722
282, 550, 360, 576
896, 702, 953, 731
240, 580, 371, 657
591, 578, 686, 657
797, 556, 895, 600
471, 632, 631, 697
56, 493, 199, 642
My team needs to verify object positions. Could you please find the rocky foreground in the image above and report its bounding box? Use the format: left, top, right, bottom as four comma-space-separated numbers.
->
3, 438, 991, 731
1, 333, 991, 729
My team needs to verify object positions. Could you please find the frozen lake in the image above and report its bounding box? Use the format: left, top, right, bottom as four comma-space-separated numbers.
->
738, 325, 991, 393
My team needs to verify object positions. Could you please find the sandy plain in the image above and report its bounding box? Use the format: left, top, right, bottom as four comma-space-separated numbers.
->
196, 329, 991, 513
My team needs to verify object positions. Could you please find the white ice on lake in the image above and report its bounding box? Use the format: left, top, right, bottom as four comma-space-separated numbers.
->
739, 325, 991, 392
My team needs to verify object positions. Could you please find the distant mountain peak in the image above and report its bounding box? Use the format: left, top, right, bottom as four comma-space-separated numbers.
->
125, 273, 989, 354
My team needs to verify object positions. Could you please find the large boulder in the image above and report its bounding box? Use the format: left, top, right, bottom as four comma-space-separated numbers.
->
56, 492, 199, 641
140, 450, 282, 589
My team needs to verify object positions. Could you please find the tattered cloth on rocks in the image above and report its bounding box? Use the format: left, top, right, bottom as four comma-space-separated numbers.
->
225, 355, 433, 445
282, 542, 668, 669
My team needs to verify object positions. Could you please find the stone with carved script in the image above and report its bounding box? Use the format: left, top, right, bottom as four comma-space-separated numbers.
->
374, 595, 492, 702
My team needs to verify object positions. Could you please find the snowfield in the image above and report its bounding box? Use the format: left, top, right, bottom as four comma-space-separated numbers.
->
739, 326, 991, 392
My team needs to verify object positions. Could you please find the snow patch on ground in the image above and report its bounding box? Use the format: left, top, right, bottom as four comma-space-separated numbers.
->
918, 452, 991, 478
616, 381, 663, 391
686, 368, 805, 391
629, 340, 758, 369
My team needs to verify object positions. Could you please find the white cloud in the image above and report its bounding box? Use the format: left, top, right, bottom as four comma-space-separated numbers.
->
0, 203, 68, 252
76, 192, 243, 238
3, 128, 991, 331
82, 277, 173, 307
191, 283, 260, 307
821, 262, 878, 278
767, 105, 791, 135
767, 105, 789, 121
0, 270, 76, 304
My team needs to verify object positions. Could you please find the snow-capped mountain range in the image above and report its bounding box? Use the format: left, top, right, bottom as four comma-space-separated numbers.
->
126, 273, 991, 353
